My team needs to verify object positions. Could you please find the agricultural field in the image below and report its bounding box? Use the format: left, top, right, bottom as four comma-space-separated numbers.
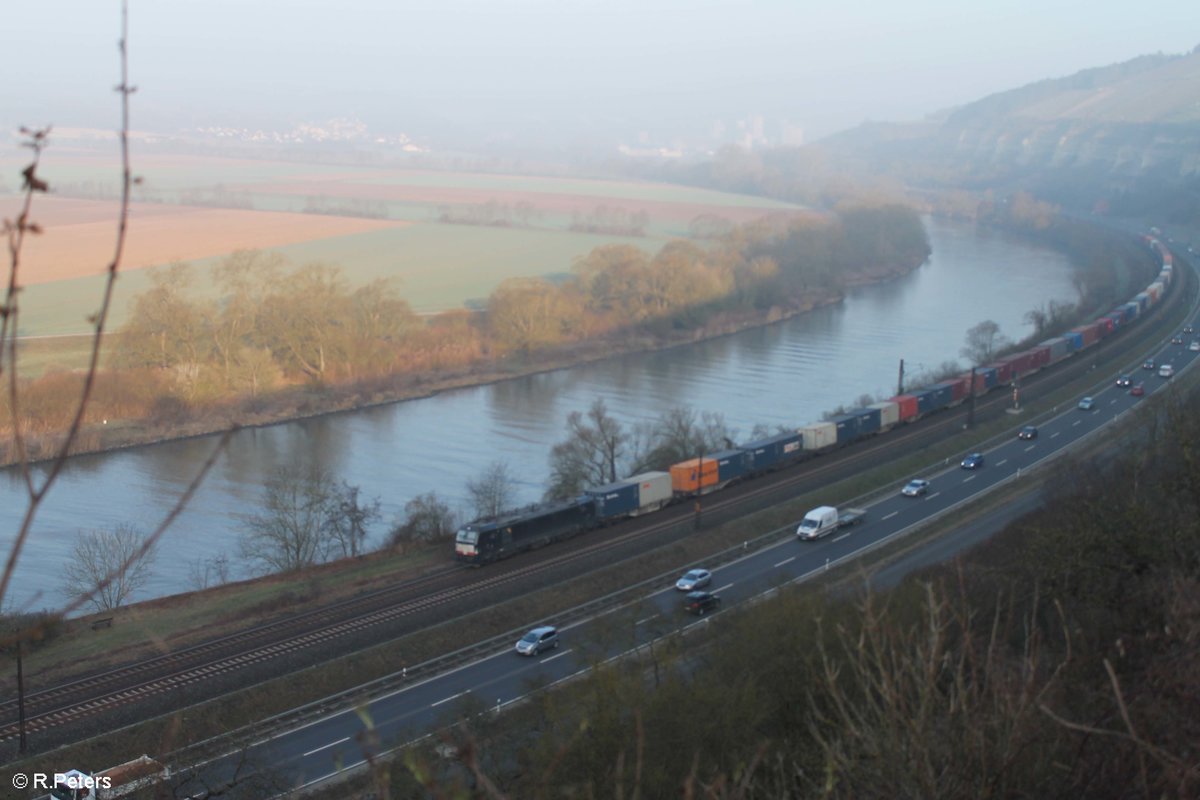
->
2, 149, 805, 340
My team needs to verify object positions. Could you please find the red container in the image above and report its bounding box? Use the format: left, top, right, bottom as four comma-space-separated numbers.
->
968, 371, 988, 395
944, 375, 969, 402
891, 394, 919, 423
1096, 317, 1114, 336
1029, 346, 1051, 369
989, 361, 1014, 385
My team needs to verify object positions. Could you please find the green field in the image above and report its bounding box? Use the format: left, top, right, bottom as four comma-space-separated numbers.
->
3, 151, 804, 336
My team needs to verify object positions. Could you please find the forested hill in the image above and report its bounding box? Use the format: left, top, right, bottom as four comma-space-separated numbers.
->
821, 48, 1200, 221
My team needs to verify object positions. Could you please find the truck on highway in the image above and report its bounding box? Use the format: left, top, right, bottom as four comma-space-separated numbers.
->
795, 505, 867, 540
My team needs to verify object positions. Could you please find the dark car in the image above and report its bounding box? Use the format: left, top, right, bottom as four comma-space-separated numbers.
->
1143, 359, 1156, 370
1131, 382, 1145, 397
1018, 425, 1038, 440
960, 452, 984, 470
1115, 375, 1132, 388
1171, 335, 1184, 345
684, 591, 721, 616
1185, 325, 1195, 334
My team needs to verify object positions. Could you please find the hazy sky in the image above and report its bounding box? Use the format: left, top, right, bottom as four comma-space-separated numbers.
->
4, 1, 1198, 149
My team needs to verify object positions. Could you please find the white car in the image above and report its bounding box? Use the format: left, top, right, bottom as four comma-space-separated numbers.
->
1159, 364, 1175, 378
1190, 341, 1200, 352
675, 568, 712, 591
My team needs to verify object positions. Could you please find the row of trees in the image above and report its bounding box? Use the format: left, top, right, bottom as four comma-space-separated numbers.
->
110, 204, 928, 403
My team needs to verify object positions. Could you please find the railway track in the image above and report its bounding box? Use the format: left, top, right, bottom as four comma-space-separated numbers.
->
1, 255, 1190, 750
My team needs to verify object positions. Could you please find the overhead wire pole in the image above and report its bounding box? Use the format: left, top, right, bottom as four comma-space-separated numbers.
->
967, 366, 977, 428
897, 358, 905, 396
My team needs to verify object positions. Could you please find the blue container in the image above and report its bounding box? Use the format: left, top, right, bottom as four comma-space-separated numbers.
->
850, 406, 882, 436
743, 431, 803, 472
708, 448, 749, 482
830, 414, 861, 445
977, 368, 998, 390
929, 384, 953, 410
1122, 302, 1139, 321
586, 479, 640, 520
1135, 292, 1150, 312
1064, 331, 1084, 351
912, 389, 935, 416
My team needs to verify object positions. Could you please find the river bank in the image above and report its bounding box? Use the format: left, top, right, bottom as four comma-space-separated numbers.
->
6, 281, 880, 468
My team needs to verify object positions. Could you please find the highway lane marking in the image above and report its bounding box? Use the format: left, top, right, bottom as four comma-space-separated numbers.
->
963, 475, 976, 482
1051, 432, 1061, 439
1024, 445, 1036, 452
774, 556, 795, 568
541, 649, 572, 664
432, 691, 469, 708
715, 583, 734, 593
1073, 420, 1082, 426
636, 615, 658, 625
928, 492, 940, 500
996, 459, 1007, 467
882, 511, 898, 521
833, 532, 851, 542
303, 736, 349, 757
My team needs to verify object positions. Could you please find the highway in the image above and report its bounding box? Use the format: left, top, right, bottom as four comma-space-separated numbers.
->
174, 300, 1200, 798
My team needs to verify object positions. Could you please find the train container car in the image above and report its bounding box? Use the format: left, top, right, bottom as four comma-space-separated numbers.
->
891, 395, 919, 423
850, 406, 882, 436
1135, 292, 1150, 312
1147, 282, 1163, 303
989, 361, 1013, 386
1121, 302, 1139, 322
913, 384, 952, 414
980, 366, 999, 390
1063, 331, 1084, 352
1094, 317, 1114, 337
455, 497, 595, 564
1003, 351, 1037, 377
1072, 324, 1099, 348
586, 471, 672, 521
670, 457, 719, 494
967, 370, 987, 395
1028, 345, 1051, 369
708, 448, 750, 483
1041, 337, 1071, 363
1159, 269, 1172, 286
743, 431, 803, 473
830, 414, 863, 446
939, 375, 969, 403
800, 421, 838, 451
869, 400, 900, 430
1104, 312, 1122, 331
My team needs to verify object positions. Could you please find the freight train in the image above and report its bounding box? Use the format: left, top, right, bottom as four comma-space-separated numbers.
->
454, 238, 1176, 565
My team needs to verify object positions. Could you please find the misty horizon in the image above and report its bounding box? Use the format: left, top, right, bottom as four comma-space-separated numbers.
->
4, 2, 1199, 157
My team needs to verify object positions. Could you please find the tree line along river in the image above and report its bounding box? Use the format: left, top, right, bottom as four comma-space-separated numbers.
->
1, 217, 1081, 610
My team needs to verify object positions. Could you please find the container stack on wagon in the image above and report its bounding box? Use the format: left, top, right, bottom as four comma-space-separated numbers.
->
454, 237, 1178, 565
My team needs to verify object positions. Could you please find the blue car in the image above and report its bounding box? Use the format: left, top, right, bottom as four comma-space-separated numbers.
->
960, 453, 984, 470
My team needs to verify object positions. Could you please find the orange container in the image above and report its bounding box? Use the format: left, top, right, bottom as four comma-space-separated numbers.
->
669, 457, 719, 494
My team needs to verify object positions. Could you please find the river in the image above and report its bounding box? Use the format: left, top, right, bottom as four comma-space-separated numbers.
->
1, 217, 1080, 611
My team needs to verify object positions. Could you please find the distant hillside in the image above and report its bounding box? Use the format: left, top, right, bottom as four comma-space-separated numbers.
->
822, 48, 1200, 221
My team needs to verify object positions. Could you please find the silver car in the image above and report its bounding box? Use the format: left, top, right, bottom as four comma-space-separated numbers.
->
515, 626, 559, 656
901, 479, 930, 497
675, 568, 712, 591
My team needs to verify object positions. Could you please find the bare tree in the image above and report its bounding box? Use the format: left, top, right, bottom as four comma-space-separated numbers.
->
633, 407, 736, 471
326, 481, 382, 558
466, 461, 517, 520
546, 398, 628, 499
63, 525, 157, 612
187, 553, 232, 591
388, 492, 457, 550
960, 320, 1010, 365
239, 466, 337, 574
